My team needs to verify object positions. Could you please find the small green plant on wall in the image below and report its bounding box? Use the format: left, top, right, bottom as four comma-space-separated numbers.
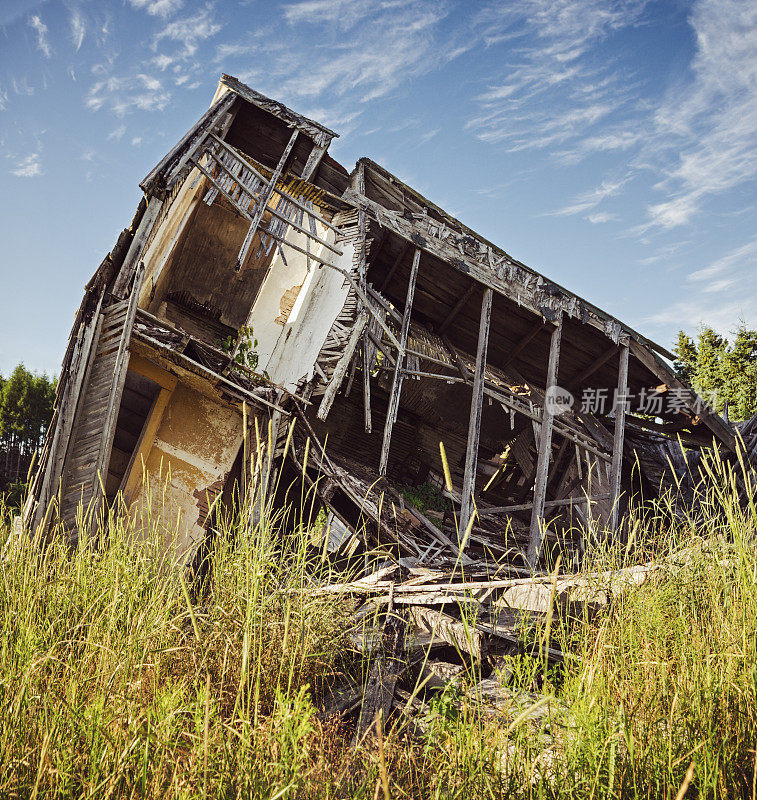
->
219, 326, 264, 375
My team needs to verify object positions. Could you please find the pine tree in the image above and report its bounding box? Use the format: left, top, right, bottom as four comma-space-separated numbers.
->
673, 322, 757, 421
673, 332, 698, 384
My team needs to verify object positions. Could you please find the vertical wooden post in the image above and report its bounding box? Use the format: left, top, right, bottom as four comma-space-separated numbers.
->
355, 164, 373, 434
459, 288, 493, 537
527, 315, 562, 567
609, 343, 629, 534
379, 247, 420, 476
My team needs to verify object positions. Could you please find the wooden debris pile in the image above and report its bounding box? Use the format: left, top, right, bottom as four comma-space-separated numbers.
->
314, 556, 659, 744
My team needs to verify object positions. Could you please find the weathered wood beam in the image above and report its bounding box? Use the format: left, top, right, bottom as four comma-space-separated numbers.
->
527, 314, 563, 567
438, 282, 476, 334
479, 493, 611, 516
112, 197, 165, 299
379, 241, 410, 292
501, 320, 547, 369
318, 312, 368, 421
301, 143, 327, 182
93, 265, 147, 523
568, 344, 619, 390
379, 248, 420, 476
235, 128, 299, 271
609, 344, 629, 534
140, 90, 236, 195
460, 288, 493, 536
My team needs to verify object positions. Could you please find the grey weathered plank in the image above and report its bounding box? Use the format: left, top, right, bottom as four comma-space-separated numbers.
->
459, 288, 492, 537
379, 248, 420, 476
609, 344, 629, 534
527, 314, 563, 567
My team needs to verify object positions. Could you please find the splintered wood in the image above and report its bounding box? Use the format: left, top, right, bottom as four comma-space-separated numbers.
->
315, 553, 659, 743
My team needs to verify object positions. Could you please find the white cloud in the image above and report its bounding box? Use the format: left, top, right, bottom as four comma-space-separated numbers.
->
467, 0, 648, 150
586, 211, 618, 224
11, 153, 43, 177
131, 136, 143, 146
28, 15, 52, 59
283, 1, 451, 103
645, 0, 757, 228
107, 124, 126, 141
687, 237, 757, 283
551, 177, 627, 216
130, 0, 184, 18
70, 9, 86, 51
154, 6, 222, 57
85, 74, 170, 115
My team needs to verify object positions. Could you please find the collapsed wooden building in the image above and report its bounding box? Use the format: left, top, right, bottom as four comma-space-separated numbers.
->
23, 75, 740, 571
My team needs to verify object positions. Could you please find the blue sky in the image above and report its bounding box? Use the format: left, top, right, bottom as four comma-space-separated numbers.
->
1, 0, 755, 376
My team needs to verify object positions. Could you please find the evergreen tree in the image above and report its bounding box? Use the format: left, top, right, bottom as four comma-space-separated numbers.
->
673, 332, 698, 384
673, 322, 757, 421
0, 365, 56, 497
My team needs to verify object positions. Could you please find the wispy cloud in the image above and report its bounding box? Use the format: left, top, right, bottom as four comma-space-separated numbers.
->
644, 0, 757, 228
130, 0, 185, 17
687, 237, 757, 283
586, 211, 619, 224
467, 0, 648, 150
28, 15, 52, 59
70, 9, 86, 51
86, 73, 170, 115
11, 153, 43, 178
154, 6, 222, 58
278, 1, 453, 103
216, 0, 455, 132
107, 124, 126, 141
550, 176, 627, 216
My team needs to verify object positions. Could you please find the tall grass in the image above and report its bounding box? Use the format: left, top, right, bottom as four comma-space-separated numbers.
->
0, 445, 754, 799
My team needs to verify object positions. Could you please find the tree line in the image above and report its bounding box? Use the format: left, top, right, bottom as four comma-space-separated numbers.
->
674, 322, 757, 422
0, 365, 56, 506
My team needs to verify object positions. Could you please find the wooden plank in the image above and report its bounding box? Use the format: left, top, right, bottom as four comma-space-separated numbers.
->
609, 344, 629, 534
379, 248, 421, 476
438, 281, 476, 334
502, 320, 547, 369
479, 493, 611, 516
235, 128, 299, 271
301, 142, 327, 182
128, 353, 179, 391
379, 242, 410, 292
353, 599, 408, 743
208, 133, 340, 233
568, 344, 618, 390
140, 90, 236, 194
527, 314, 563, 567
317, 312, 368, 421
112, 196, 164, 299
91, 265, 147, 526
460, 288, 493, 536
203, 148, 342, 253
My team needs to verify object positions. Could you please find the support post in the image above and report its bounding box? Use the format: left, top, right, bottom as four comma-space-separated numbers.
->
609, 343, 629, 534
459, 288, 492, 537
379, 248, 420, 476
527, 314, 563, 567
